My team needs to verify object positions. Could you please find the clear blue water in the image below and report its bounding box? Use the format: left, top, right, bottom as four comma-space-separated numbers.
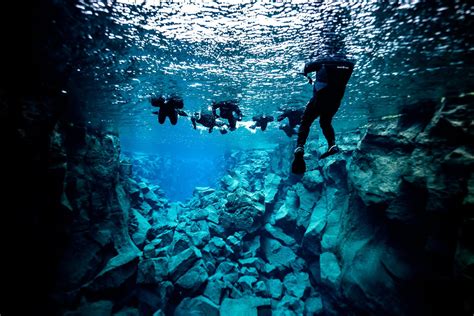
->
68, 1, 473, 200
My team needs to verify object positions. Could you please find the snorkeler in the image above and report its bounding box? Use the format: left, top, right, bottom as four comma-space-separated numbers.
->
276, 106, 305, 137
151, 95, 188, 125
211, 100, 243, 131
250, 114, 274, 131
191, 109, 227, 134
292, 52, 354, 174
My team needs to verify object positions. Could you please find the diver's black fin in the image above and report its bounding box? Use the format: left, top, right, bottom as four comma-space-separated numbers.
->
292, 154, 306, 174
319, 145, 340, 160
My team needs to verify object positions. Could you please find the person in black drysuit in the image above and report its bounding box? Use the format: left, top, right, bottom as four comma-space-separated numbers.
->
151, 95, 187, 125
250, 114, 274, 131
292, 53, 354, 174
191, 109, 227, 134
276, 106, 305, 137
212, 100, 243, 131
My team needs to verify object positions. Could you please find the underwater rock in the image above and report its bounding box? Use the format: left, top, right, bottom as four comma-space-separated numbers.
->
264, 173, 282, 204
264, 223, 296, 247
283, 271, 311, 299
215, 261, 239, 285
220, 297, 271, 316
64, 300, 114, 316
176, 262, 208, 291
168, 247, 202, 281
185, 220, 211, 248
137, 257, 168, 284
237, 275, 258, 292
274, 295, 304, 315
84, 251, 140, 293
129, 209, 151, 248
320, 252, 341, 287
294, 183, 319, 230
241, 235, 261, 258
264, 278, 283, 299
261, 237, 297, 271
136, 281, 173, 314
220, 188, 265, 233
273, 189, 298, 227
193, 186, 215, 198
203, 276, 226, 305
301, 169, 324, 191
238, 257, 266, 271
174, 296, 219, 316
221, 174, 239, 192
304, 296, 324, 315
114, 306, 140, 316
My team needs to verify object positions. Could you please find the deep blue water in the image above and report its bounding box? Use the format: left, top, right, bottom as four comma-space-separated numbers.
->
68, 1, 474, 200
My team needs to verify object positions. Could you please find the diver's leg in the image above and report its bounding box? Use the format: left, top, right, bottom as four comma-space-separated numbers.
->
228, 117, 237, 130
319, 98, 342, 159
169, 111, 178, 125
296, 96, 320, 148
158, 110, 166, 124
320, 115, 335, 148
261, 122, 268, 131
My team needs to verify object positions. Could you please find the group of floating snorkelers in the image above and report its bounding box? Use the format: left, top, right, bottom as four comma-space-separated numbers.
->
151, 95, 304, 137
151, 53, 355, 174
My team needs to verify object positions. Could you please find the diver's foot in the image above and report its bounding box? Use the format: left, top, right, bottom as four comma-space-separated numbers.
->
319, 145, 340, 160
291, 146, 306, 174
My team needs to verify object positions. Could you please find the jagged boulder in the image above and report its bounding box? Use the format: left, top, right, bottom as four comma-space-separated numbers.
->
264, 173, 282, 204
176, 261, 209, 291
261, 237, 297, 271
174, 296, 219, 316
301, 169, 324, 191
220, 188, 265, 233
283, 271, 311, 299
220, 297, 271, 315
84, 251, 140, 293
137, 257, 168, 284
168, 247, 202, 281
186, 220, 211, 248
264, 278, 283, 299
129, 209, 151, 248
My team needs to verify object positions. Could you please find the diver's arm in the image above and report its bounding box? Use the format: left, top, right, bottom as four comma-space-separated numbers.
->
177, 110, 188, 117
191, 117, 197, 129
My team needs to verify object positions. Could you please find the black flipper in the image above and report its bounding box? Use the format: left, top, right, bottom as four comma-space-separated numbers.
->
319, 145, 340, 160
292, 153, 306, 174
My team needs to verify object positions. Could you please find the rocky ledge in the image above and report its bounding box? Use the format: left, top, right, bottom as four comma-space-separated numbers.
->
16, 93, 473, 315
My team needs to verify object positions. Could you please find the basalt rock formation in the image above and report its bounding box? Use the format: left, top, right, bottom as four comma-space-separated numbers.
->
3, 93, 473, 316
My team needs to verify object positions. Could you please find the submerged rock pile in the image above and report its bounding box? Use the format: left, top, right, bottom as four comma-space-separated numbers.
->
44, 94, 473, 315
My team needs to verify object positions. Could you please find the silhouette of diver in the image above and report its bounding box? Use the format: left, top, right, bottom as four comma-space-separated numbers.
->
277, 106, 305, 137
212, 100, 243, 131
292, 53, 354, 174
151, 95, 188, 125
250, 114, 274, 131
191, 109, 227, 134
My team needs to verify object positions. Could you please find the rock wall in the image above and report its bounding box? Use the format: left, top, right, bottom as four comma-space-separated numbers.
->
4, 92, 472, 315
99, 94, 471, 315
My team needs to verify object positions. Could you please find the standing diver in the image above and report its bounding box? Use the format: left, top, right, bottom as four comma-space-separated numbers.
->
151, 95, 188, 125
277, 106, 305, 137
212, 100, 243, 131
250, 114, 274, 131
292, 53, 354, 174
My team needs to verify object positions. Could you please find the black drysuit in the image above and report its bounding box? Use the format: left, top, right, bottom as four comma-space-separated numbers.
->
297, 55, 354, 148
